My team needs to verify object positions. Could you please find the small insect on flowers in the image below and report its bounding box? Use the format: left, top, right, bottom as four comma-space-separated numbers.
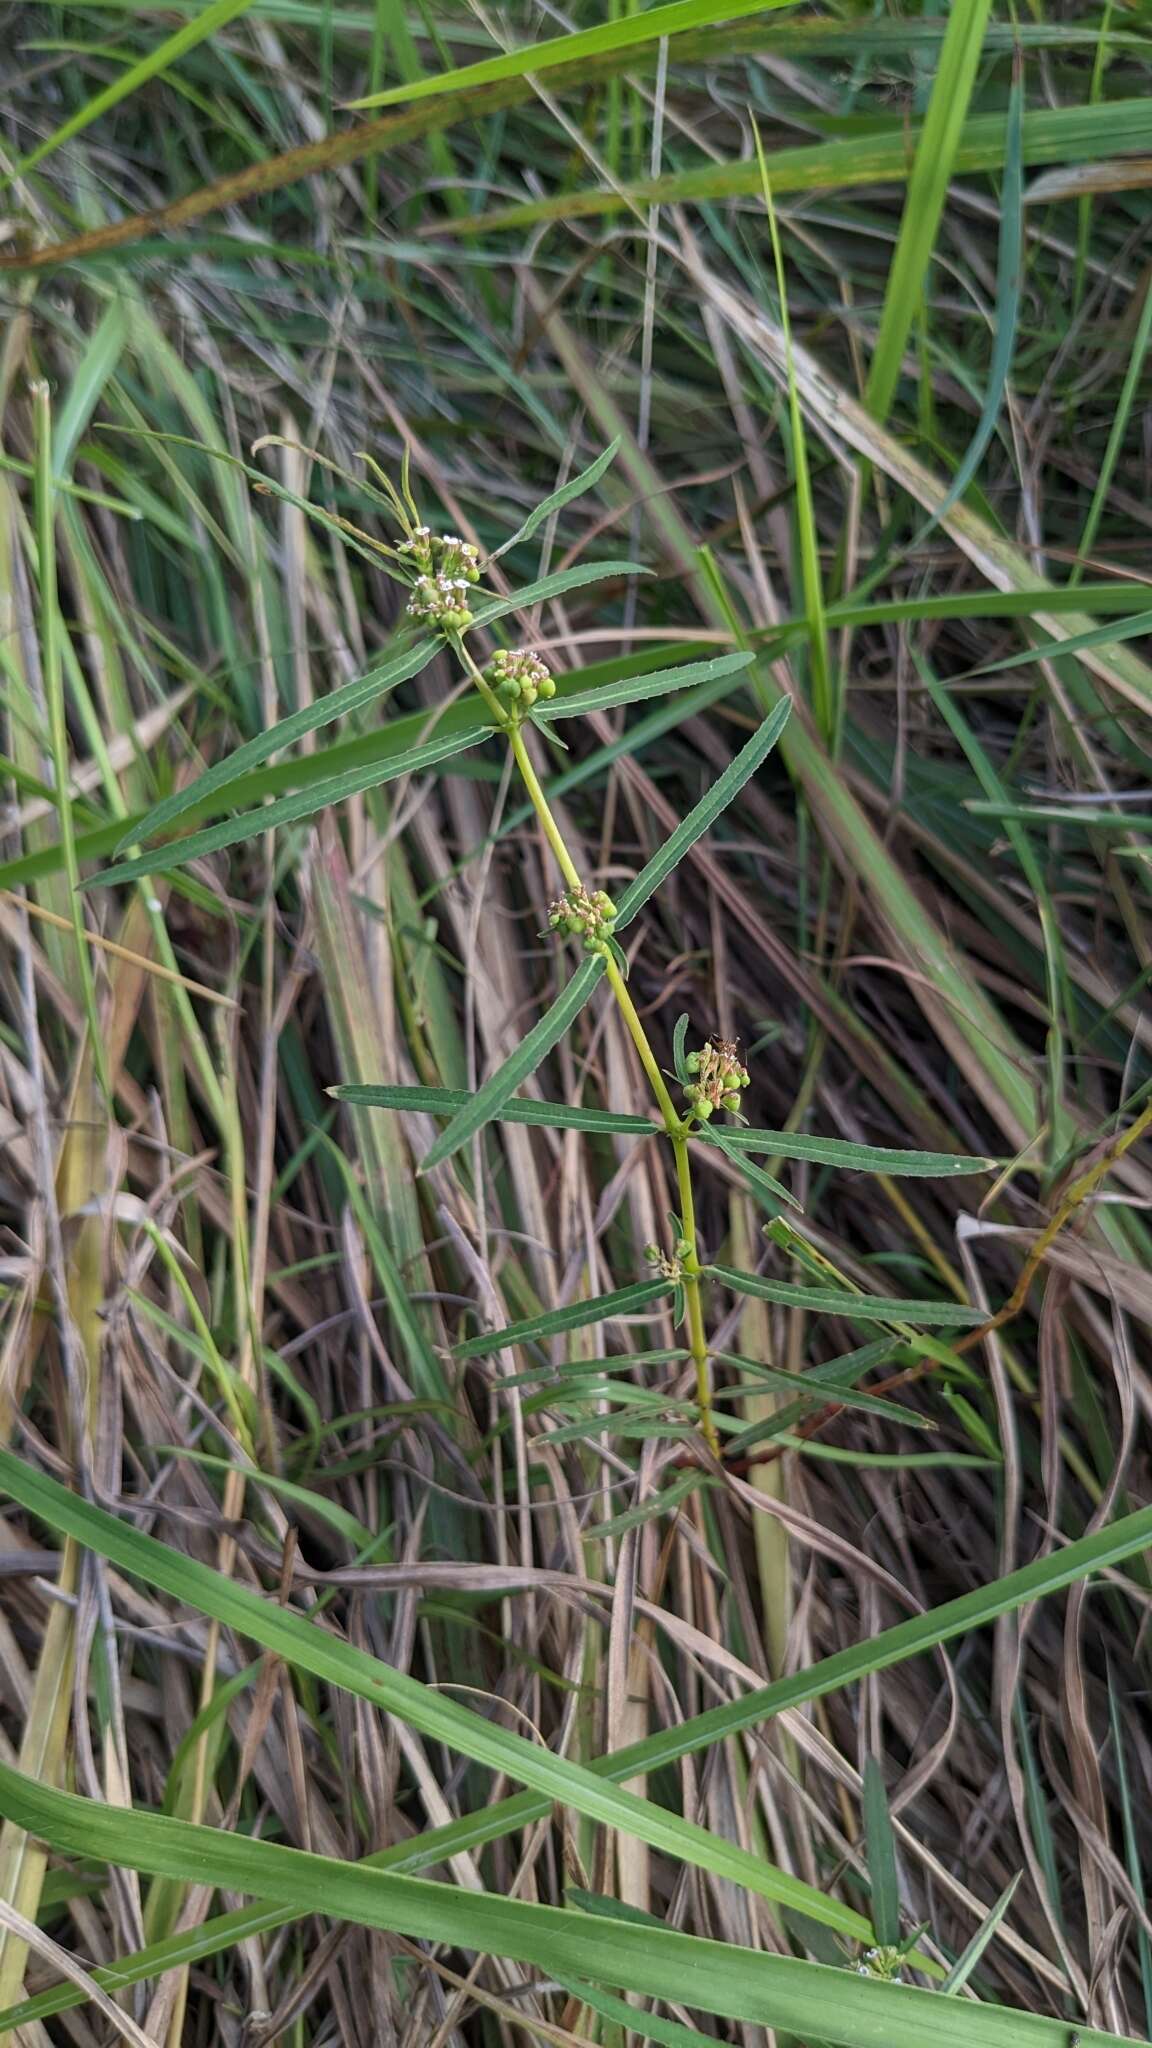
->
682, 1035, 751, 1123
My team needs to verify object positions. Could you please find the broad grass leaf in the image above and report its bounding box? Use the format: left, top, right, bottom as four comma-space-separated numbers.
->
347, 0, 803, 109
0, 1763, 1134, 2048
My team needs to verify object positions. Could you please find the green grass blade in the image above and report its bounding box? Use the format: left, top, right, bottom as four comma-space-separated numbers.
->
0, 1452, 874, 1939
86, 728, 483, 886
940, 1875, 1022, 1994
347, 0, 801, 109
3, 1447, 1151, 2017
419, 956, 606, 1171
534, 651, 754, 722
454, 1278, 672, 1359
0, 0, 259, 187
968, 604, 1152, 678
707, 1264, 982, 1326
0, 1764, 1136, 2048
863, 1759, 901, 1947
332, 1082, 657, 1136
115, 635, 440, 850
460, 98, 1152, 234
32, 383, 108, 1095
864, 0, 994, 424
755, 136, 833, 737
555, 1977, 717, 2046
615, 696, 791, 928
0, 1760, 1126, 2048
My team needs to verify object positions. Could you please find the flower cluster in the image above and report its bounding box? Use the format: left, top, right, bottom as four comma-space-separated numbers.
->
682, 1037, 750, 1122
400, 528, 482, 631
644, 1241, 690, 1281
850, 1946, 904, 1983
547, 884, 618, 956
483, 647, 556, 715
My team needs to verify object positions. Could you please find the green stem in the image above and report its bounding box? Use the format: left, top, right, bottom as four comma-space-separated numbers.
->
452, 631, 719, 1453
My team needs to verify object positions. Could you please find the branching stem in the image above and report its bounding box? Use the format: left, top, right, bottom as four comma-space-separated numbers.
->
452, 632, 720, 1453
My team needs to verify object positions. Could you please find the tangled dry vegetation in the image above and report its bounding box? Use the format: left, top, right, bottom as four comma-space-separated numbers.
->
1, 3, 1152, 2043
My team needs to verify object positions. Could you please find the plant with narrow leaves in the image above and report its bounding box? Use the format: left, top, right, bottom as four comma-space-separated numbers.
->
101, 447, 999, 1454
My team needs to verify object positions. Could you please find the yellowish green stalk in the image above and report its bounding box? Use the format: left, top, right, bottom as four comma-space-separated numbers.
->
455, 636, 721, 1454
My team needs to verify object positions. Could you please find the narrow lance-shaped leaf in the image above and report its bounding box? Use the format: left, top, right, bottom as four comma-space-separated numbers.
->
716, 1353, 927, 1433
707, 1263, 982, 1327
863, 1759, 902, 1948
333, 1082, 657, 1137
455, 1278, 671, 1360
491, 437, 621, 559
698, 1124, 801, 1212
615, 696, 792, 929
336, 1084, 996, 1175
716, 1127, 997, 1177
420, 955, 606, 1170
87, 729, 483, 887
471, 559, 648, 628
116, 636, 441, 852
0, 1767, 1133, 2048
534, 651, 753, 721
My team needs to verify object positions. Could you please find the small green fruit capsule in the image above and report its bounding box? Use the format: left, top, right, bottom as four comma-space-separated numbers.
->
695, 1098, 714, 1120
722, 1092, 741, 1112
686, 1052, 701, 1074
537, 675, 556, 699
